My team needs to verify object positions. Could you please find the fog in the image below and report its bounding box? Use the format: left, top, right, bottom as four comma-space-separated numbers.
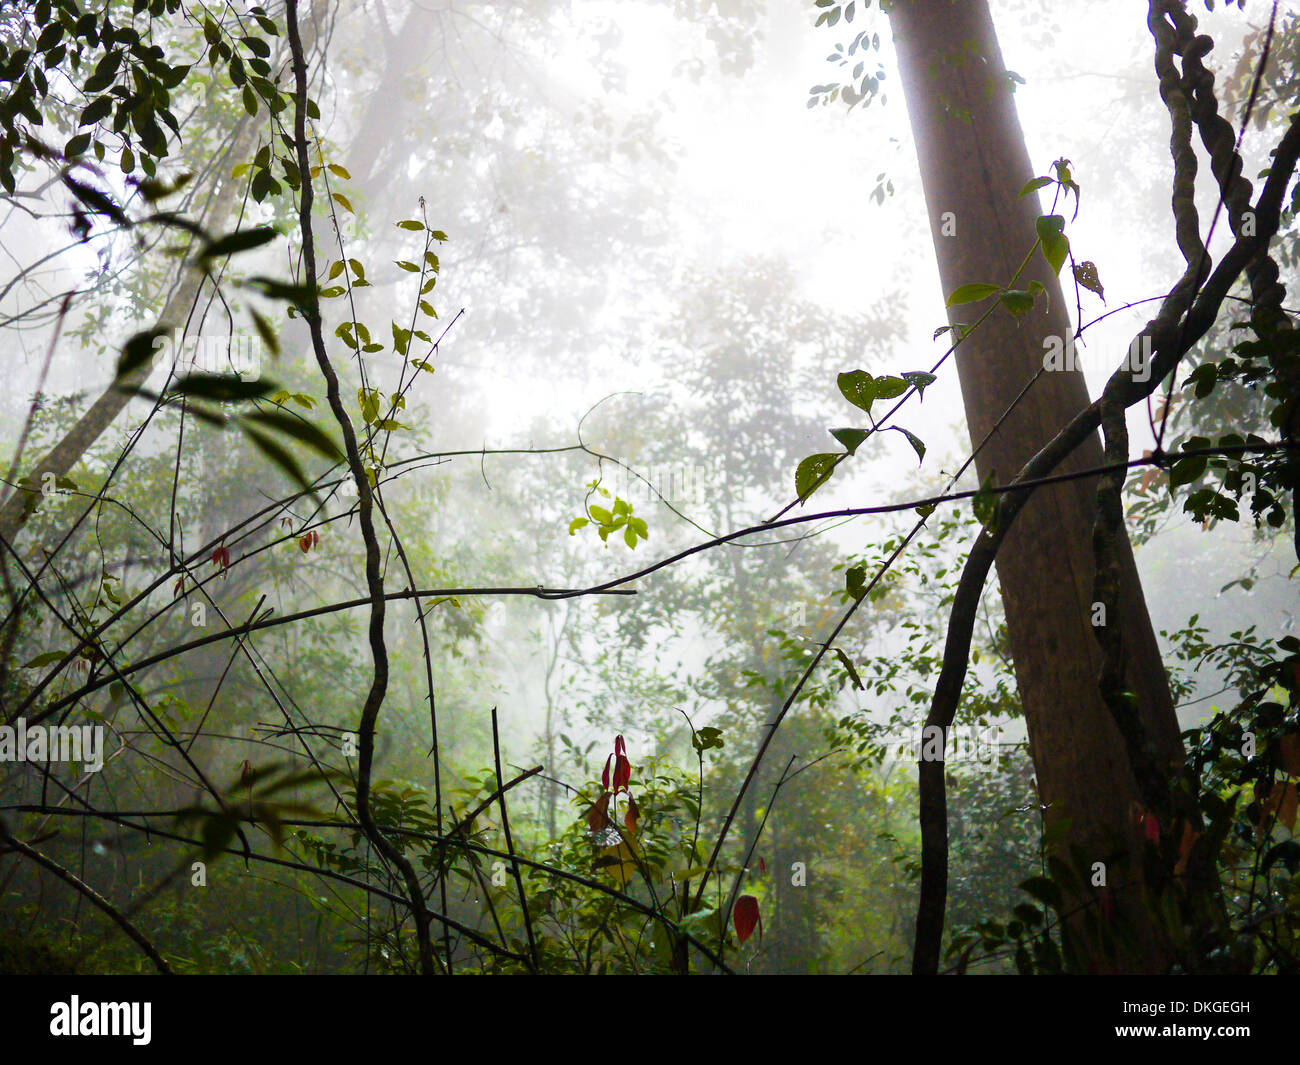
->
0, 0, 1296, 980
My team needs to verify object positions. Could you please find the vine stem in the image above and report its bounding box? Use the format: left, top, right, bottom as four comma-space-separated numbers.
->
285, 0, 439, 975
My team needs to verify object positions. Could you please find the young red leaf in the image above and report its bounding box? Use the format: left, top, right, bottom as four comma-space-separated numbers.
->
613, 752, 631, 791
1136, 809, 1160, 844
601, 754, 611, 791
733, 894, 761, 945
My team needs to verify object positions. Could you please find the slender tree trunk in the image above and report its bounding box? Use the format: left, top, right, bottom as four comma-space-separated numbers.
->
889, 0, 1187, 970
0, 0, 331, 545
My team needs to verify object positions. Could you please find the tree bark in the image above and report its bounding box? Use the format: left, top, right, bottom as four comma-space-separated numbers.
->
890, 0, 1185, 970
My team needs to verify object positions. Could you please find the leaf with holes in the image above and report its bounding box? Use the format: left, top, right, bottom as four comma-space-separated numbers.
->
896, 427, 926, 465
795, 453, 839, 504
837, 370, 877, 413
1073, 260, 1105, 303
901, 370, 936, 397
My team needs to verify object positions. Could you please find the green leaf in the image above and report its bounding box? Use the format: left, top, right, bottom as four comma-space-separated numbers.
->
795, 453, 839, 503
833, 648, 864, 690
946, 282, 1000, 306
901, 370, 936, 396
896, 427, 926, 464
1035, 214, 1069, 274
115, 328, 168, 379
241, 409, 343, 462
395, 220, 424, 230
845, 565, 867, 601
1072, 260, 1105, 302
999, 289, 1036, 317
79, 95, 113, 126
972, 472, 999, 529
201, 226, 279, 260
24, 650, 68, 668
241, 424, 320, 503
830, 427, 869, 455
170, 374, 276, 402
1168, 454, 1207, 489
1018, 176, 1052, 199
837, 370, 877, 413
874, 375, 908, 399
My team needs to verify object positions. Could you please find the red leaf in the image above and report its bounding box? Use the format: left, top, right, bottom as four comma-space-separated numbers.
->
733, 894, 761, 945
1277, 734, 1300, 777
173, 576, 184, 599
759, 856, 766, 874
1258, 781, 1299, 833
601, 754, 611, 791
624, 794, 639, 834
1174, 820, 1201, 877
1139, 810, 1160, 844
613, 752, 631, 791
587, 792, 611, 833
211, 546, 230, 570
615, 734, 626, 757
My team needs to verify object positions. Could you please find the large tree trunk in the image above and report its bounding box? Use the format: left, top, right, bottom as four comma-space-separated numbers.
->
889, 0, 1186, 970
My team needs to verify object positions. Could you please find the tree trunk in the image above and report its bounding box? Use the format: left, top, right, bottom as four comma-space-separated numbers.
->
0, 0, 332, 546
889, 0, 1186, 970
